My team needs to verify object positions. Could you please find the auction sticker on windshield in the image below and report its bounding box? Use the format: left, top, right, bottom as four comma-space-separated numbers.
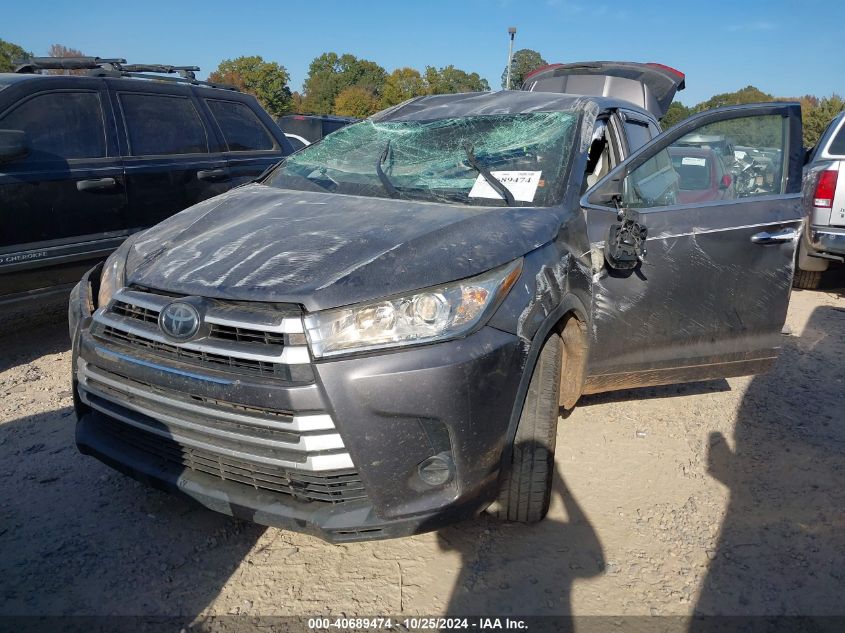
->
469, 171, 542, 202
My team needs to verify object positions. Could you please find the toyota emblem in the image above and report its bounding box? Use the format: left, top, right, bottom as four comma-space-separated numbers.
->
158, 301, 201, 341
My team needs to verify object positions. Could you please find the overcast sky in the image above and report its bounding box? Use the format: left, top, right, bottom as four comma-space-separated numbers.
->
3, 0, 840, 105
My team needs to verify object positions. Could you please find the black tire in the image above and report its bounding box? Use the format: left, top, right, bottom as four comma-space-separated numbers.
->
793, 268, 822, 290
496, 332, 562, 523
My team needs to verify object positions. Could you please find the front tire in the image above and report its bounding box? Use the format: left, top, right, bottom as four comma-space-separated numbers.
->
495, 332, 562, 523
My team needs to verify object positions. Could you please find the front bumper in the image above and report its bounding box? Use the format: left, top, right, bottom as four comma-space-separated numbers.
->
69, 273, 524, 541
75, 410, 474, 541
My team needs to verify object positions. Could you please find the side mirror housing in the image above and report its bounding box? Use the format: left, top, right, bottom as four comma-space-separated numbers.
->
606, 207, 648, 270
0, 130, 28, 165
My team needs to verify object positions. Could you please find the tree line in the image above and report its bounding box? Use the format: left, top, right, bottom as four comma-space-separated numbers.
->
227, 48, 544, 117
662, 85, 845, 149
1, 38, 842, 147
208, 52, 492, 118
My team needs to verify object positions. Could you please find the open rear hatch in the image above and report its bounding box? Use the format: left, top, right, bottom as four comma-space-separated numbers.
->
521, 61, 685, 120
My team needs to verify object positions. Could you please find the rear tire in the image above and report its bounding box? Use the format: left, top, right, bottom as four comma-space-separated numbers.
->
496, 332, 562, 523
793, 268, 822, 290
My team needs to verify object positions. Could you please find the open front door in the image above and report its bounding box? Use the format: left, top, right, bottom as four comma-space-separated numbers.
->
580, 103, 804, 394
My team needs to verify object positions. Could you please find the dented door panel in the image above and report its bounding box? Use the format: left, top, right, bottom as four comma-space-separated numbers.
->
584, 195, 802, 391
582, 103, 804, 392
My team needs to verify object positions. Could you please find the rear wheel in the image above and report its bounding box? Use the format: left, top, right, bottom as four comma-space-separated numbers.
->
793, 268, 822, 290
794, 241, 826, 289
495, 332, 562, 523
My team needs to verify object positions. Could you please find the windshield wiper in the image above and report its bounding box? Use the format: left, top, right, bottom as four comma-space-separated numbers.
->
463, 142, 515, 206
376, 141, 401, 199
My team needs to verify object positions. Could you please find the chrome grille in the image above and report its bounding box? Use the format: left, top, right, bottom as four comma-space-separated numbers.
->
94, 415, 366, 503
91, 288, 312, 381
77, 359, 355, 473
111, 300, 157, 324
207, 323, 286, 346
100, 325, 282, 376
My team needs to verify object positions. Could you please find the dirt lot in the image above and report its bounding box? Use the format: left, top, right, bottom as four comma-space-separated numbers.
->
1, 274, 843, 621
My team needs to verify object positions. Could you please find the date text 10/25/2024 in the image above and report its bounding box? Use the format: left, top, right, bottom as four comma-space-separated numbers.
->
307, 617, 529, 630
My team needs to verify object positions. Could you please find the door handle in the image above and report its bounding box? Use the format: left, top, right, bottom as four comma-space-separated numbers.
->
196, 168, 230, 182
750, 228, 799, 244
76, 177, 118, 192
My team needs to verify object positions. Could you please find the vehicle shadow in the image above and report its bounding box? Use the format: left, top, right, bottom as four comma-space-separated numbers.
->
0, 297, 70, 372
575, 378, 731, 409
436, 452, 604, 627
0, 404, 264, 618
816, 266, 845, 296
691, 303, 845, 623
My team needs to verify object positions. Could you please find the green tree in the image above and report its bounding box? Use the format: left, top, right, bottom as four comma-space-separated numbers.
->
334, 86, 381, 117
208, 56, 292, 116
501, 48, 546, 89
661, 101, 692, 128
0, 38, 31, 73
44, 44, 87, 75
424, 65, 489, 94
301, 52, 387, 114
693, 85, 773, 112
380, 67, 426, 108
802, 94, 845, 148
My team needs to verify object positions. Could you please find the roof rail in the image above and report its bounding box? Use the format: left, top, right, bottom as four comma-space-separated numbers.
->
120, 64, 201, 79
12, 56, 237, 91
87, 68, 238, 91
14, 56, 126, 73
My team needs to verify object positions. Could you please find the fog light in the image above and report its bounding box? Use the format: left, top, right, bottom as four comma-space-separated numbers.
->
418, 454, 453, 486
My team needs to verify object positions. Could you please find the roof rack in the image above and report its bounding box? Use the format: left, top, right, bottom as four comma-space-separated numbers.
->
87, 68, 237, 91
14, 56, 126, 73
13, 56, 237, 91
119, 64, 200, 79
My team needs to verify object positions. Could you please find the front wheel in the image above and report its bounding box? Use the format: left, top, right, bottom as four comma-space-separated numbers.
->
495, 332, 562, 523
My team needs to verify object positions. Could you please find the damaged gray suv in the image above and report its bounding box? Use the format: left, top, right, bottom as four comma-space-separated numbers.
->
68, 65, 805, 541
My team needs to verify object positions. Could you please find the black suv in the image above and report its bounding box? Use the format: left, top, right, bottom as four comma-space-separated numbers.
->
0, 57, 292, 307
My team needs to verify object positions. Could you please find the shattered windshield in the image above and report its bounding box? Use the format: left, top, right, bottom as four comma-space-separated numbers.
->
264, 111, 579, 207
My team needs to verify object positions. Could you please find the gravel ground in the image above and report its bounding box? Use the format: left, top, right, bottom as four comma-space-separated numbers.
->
1, 273, 843, 621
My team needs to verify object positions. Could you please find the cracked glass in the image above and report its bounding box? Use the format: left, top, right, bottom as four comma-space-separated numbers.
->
265, 111, 579, 207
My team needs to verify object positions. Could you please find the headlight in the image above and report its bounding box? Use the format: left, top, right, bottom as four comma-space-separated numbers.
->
97, 238, 133, 307
304, 260, 523, 358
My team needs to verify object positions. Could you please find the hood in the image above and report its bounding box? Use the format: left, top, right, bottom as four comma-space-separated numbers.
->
126, 184, 564, 312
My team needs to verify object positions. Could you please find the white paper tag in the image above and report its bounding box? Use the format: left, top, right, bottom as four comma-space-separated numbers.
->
468, 170, 542, 202
681, 157, 707, 167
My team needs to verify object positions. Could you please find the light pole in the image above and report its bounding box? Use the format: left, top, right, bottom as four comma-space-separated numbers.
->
505, 27, 517, 90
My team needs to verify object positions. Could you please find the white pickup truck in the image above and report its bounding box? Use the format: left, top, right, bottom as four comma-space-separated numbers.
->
796, 110, 845, 288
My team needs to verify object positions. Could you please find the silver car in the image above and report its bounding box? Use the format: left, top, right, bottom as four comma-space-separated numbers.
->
796, 110, 845, 288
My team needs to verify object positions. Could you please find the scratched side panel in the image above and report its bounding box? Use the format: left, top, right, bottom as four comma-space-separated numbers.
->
488, 103, 597, 352
584, 194, 802, 389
